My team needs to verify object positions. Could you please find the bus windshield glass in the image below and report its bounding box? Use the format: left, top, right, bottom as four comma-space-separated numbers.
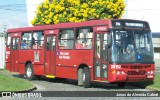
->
110, 29, 154, 63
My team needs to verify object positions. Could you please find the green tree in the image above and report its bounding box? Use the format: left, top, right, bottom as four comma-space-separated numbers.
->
31, 0, 125, 25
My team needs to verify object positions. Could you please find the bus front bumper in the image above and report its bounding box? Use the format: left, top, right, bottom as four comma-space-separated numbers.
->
109, 71, 154, 82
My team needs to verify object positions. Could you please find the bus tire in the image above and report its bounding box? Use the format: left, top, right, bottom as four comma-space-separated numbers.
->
78, 68, 83, 86
83, 67, 91, 88
35, 75, 41, 80
117, 82, 126, 88
26, 63, 35, 80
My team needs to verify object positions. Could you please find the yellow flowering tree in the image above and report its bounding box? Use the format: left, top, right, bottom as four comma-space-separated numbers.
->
31, 0, 125, 25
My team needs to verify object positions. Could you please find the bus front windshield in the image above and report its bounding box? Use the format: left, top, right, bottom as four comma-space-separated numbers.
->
111, 29, 154, 63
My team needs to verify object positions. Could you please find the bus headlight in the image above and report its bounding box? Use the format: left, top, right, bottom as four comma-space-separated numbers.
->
150, 70, 154, 74
117, 71, 120, 75
121, 71, 125, 75
116, 71, 125, 75
147, 70, 154, 74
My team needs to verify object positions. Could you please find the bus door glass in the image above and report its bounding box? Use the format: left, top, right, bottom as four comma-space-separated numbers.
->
95, 32, 109, 81
6, 34, 11, 71
11, 37, 19, 72
45, 35, 56, 75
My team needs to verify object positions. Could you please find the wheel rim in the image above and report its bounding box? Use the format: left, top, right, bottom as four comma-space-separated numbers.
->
27, 67, 32, 78
82, 72, 85, 82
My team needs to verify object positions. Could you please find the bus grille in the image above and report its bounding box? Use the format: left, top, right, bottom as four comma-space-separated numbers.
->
122, 65, 151, 69
127, 70, 146, 75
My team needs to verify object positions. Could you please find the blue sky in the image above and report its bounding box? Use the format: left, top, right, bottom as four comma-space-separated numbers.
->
0, 0, 28, 32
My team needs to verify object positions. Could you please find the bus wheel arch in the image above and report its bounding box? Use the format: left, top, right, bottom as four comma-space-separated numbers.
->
25, 61, 35, 80
77, 64, 91, 88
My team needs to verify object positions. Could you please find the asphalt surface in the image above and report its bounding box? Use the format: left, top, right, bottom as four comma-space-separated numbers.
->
31, 77, 146, 91
1, 70, 160, 100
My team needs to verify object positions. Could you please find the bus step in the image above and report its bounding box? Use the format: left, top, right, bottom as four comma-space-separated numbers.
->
46, 75, 55, 78
93, 80, 108, 83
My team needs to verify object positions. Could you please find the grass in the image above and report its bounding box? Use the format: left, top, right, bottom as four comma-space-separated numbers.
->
0, 71, 34, 91
129, 74, 160, 90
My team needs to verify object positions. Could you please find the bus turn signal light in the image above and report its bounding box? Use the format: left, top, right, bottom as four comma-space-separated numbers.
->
112, 70, 126, 75
112, 70, 116, 74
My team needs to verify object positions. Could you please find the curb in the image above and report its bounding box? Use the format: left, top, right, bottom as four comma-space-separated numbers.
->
145, 86, 160, 91
14, 86, 37, 93
128, 84, 160, 91
0, 86, 37, 96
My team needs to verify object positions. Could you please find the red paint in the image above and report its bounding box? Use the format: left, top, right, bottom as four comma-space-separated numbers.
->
5, 19, 154, 84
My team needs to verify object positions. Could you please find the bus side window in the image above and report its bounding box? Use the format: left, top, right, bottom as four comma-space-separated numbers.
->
58, 29, 74, 49
21, 32, 32, 49
15, 38, 19, 50
7, 34, 11, 49
12, 38, 16, 50
51, 36, 56, 50
6, 34, 11, 49
32, 31, 44, 49
46, 36, 53, 50
75, 28, 93, 49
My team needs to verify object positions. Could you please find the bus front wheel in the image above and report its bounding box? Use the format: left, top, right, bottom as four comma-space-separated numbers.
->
26, 63, 35, 80
78, 67, 91, 88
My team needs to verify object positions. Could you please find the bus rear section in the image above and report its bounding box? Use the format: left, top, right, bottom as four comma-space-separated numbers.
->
6, 33, 21, 72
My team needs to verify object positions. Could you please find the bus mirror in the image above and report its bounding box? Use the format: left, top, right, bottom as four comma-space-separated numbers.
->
107, 34, 111, 47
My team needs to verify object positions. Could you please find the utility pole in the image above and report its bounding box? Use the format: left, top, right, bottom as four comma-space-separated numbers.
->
2, 25, 7, 37
0, 25, 6, 69
0, 25, 6, 37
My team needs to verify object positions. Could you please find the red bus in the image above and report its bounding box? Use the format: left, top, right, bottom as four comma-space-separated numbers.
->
6, 19, 155, 88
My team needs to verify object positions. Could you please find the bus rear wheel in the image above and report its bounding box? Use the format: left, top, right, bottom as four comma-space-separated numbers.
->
78, 67, 91, 88
26, 63, 35, 80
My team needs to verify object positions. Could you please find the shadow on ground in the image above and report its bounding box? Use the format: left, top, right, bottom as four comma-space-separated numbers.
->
12, 74, 145, 90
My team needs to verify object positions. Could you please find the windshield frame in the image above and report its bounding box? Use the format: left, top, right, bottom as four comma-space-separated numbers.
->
109, 28, 154, 64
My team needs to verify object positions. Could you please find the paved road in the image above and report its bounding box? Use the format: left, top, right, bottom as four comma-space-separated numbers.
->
30, 77, 146, 91
1, 70, 160, 100
0, 70, 149, 91
7, 77, 160, 99
2, 77, 160, 100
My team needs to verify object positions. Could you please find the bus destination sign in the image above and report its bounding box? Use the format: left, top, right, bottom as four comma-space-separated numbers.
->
125, 22, 144, 27
111, 20, 149, 29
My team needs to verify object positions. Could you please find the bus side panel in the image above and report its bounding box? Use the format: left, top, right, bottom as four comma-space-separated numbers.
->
56, 50, 93, 80
19, 50, 44, 75
19, 63, 25, 74
90, 69, 94, 81
33, 64, 45, 75
15, 50, 19, 72
56, 66, 77, 79
32, 50, 45, 76
56, 67, 94, 81
56, 50, 80, 79
6, 63, 11, 71
56, 50, 93, 67
6, 49, 11, 71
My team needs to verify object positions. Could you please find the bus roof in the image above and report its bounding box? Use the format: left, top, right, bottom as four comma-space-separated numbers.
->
7, 19, 149, 33
7, 19, 110, 33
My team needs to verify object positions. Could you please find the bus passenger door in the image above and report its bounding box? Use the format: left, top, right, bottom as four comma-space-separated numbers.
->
45, 35, 56, 75
11, 37, 19, 72
94, 33, 109, 81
